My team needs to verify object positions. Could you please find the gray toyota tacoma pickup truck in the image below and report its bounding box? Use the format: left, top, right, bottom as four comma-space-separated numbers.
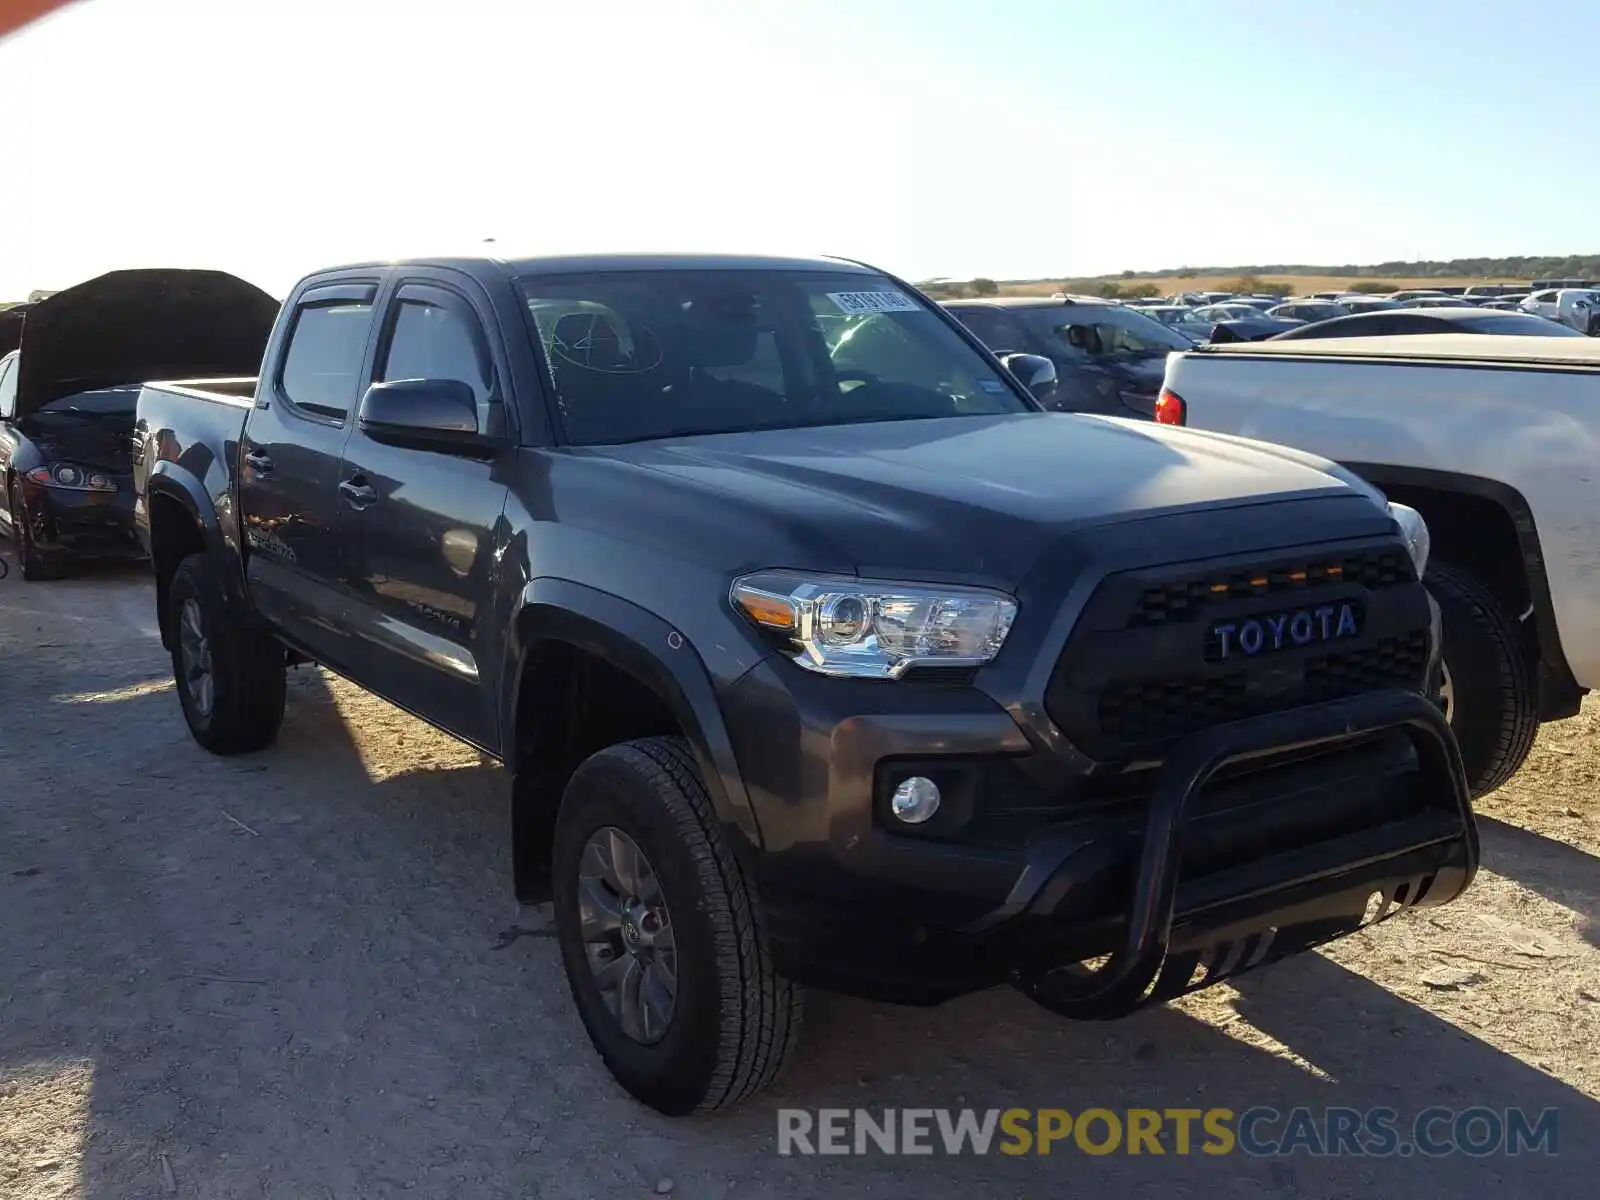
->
134, 252, 1477, 1115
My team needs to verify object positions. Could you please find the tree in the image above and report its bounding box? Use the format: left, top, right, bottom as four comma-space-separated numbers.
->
970, 278, 999, 296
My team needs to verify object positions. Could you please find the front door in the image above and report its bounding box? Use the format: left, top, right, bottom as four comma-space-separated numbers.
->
237, 281, 379, 672
336, 279, 513, 751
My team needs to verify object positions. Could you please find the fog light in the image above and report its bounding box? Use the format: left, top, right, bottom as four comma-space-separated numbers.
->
890, 776, 941, 824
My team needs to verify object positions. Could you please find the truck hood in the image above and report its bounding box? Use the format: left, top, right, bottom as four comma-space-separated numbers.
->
15, 269, 278, 424
589, 413, 1369, 583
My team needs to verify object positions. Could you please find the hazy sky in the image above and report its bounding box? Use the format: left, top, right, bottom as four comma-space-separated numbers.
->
0, 0, 1592, 299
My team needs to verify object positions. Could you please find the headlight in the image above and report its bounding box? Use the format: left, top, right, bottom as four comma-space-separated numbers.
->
731, 571, 1018, 679
1387, 502, 1430, 577
25, 463, 118, 493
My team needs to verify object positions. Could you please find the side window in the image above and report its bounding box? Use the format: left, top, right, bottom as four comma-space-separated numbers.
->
279, 300, 375, 420
379, 296, 495, 405
951, 308, 1025, 354
0, 356, 16, 419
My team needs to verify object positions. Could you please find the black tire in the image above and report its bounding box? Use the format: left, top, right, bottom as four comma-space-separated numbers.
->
552, 736, 803, 1115
9, 478, 65, 581
167, 554, 287, 755
1427, 562, 1540, 797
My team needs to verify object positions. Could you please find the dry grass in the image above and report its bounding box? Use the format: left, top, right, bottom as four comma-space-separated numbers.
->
1000, 274, 1528, 298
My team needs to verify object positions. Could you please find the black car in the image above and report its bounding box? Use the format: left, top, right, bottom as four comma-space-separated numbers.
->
1202, 316, 1306, 343
1268, 308, 1587, 341
942, 295, 1194, 418
0, 269, 278, 579
1337, 296, 1402, 314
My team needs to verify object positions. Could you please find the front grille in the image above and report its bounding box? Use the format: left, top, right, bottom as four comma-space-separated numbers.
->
1098, 630, 1429, 743
1043, 535, 1434, 762
1129, 549, 1412, 628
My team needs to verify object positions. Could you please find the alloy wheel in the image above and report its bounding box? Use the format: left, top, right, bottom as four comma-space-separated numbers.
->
178, 597, 215, 717
577, 825, 678, 1044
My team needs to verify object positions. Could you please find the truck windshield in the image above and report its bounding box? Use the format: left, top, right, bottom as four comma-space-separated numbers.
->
517, 270, 1029, 445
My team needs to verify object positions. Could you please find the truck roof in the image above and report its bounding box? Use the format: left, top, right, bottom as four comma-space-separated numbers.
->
1195, 331, 1600, 368
311, 251, 882, 278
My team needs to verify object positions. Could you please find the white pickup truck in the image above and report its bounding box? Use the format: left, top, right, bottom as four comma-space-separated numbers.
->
1160, 333, 1599, 796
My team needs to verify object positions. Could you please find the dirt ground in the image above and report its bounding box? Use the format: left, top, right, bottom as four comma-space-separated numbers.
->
2, 553, 1597, 1199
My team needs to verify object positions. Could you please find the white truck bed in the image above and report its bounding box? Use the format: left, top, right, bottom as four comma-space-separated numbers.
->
1164, 333, 1600, 692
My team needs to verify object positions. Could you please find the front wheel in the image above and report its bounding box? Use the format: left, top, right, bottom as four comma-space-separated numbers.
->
1427, 562, 1540, 797
9, 478, 65, 581
551, 737, 803, 1114
167, 554, 287, 755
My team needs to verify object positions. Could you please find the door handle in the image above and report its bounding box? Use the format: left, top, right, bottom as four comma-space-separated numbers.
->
244, 451, 273, 474
339, 478, 379, 509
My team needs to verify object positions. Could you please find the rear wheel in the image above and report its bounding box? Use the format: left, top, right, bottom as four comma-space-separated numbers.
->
551, 736, 803, 1114
167, 554, 286, 755
9, 478, 65, 581
1427, 562, 1540, 797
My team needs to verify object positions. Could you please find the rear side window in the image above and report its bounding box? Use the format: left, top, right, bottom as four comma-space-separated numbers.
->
279, 300, 374, 419
949, 307, 1026, 354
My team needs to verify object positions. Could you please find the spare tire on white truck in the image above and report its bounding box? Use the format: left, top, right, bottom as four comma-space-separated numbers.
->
1158, 331, 1599, 797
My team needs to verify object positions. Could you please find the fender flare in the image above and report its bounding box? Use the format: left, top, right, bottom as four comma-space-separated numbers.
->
1344, 461, 1580, 702
143, 462, 252, 637
501, 578, 765, 850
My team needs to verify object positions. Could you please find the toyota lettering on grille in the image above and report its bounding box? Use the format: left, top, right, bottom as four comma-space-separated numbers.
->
1208, 602, 1361, 662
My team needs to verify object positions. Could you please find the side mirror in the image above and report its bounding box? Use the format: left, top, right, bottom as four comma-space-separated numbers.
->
358, 379, 501, 455
1000, 352, 1058, 404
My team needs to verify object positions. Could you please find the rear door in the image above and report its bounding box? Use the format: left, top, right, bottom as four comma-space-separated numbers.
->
238, 280, 380, 671
335, 276, 514, 750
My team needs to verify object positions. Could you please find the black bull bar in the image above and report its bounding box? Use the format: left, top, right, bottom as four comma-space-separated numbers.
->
991, 689, 1479, 1019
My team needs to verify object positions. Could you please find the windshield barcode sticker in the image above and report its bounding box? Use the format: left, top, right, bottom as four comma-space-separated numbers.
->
827, 290, 921, 315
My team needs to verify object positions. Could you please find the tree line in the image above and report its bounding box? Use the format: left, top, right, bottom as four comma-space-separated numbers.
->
918, 255, 1600, 301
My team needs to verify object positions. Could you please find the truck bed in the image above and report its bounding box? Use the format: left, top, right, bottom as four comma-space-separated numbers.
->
1197, 332, 1600, 370
141, 376, 260, 405
133, 378, 263, 585
1163, 337, 1600, 692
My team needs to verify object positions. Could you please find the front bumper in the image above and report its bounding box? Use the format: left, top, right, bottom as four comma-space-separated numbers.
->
1006, 690, 1474, 1018
730, 670, 1474, 1008
17, 474, 143, 561
719, 517, 1471, 1010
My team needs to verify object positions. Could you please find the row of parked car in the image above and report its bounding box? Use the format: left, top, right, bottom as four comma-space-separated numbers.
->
0, 253, 1584, 1119
1150, 284, 1600, 341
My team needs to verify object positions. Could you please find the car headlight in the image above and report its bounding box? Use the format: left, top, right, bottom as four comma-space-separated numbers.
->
731, 572, 1018, 679
25, 463, 118, 493
1387, 502, 1430, 577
